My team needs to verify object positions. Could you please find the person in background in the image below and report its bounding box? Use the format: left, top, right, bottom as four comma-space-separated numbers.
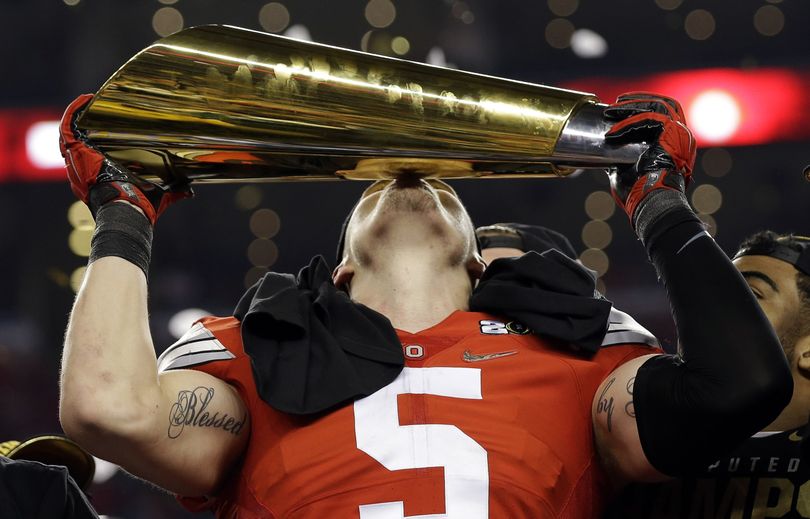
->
475, 221, 661, 350
604, 232, 810, 519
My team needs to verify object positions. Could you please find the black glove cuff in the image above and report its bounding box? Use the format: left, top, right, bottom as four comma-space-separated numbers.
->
633, 189, 700, 249
89, 203, 153, 277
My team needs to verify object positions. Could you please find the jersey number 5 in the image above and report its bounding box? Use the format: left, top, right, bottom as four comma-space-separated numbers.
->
353, 367, 489, 518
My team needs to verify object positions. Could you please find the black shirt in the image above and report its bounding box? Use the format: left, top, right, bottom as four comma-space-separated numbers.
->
605, 423, 809, 519
0, 457, 98, 519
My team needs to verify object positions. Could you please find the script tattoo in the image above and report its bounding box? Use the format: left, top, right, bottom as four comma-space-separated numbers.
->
168, 386, 246, 439
597, 377, 616, 432
625, 377, 636, 418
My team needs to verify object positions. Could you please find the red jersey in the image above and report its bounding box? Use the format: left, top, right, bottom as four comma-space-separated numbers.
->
158, 310, 659, 518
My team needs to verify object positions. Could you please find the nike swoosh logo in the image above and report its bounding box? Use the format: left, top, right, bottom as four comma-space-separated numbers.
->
463, 349, 517, 362
789, 431, 804, 442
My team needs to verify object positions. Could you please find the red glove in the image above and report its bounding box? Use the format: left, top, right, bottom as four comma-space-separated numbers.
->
59, 94, 191, 225
604, 92, 696, 224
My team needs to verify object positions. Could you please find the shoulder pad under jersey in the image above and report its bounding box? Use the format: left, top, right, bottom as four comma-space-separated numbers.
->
601, 308, 660, 348
157, 321, 236, 372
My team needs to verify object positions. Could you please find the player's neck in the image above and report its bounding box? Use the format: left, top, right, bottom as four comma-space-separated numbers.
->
349, 250, 474, 333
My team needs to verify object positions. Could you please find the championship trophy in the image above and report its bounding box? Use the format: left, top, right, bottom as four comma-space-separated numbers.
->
76, 25, 646, 186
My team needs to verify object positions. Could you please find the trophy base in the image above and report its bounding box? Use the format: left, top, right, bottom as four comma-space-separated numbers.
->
336, 158, 477, 180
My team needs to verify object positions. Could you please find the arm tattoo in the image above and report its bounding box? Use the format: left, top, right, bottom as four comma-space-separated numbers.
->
168, 386, 247, 439
625, 377, 636, 418
596, 377, 616, 432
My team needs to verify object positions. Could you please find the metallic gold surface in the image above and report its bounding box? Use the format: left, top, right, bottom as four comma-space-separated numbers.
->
77, 25, 637, 186
2, 435, 96, 490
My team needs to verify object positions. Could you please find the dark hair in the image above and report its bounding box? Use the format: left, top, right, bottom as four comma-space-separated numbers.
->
475, 223, 577, 259
736, 230, 810, 308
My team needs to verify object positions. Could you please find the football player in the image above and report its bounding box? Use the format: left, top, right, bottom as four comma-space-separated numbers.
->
58, 92, 792, 518
605, 232, 810, 519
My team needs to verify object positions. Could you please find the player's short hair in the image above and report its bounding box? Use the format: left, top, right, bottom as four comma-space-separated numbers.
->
735, 231, 810, 346
475, 223, 577, 259
735, 231, 810, 306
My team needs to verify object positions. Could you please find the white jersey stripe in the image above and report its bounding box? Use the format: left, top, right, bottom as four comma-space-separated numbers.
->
159, 350, 236, 371
602, 331, 660, 347
157, 322, 235, 372
602, 308, 659, 348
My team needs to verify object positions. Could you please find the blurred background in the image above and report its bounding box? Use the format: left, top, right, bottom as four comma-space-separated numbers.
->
2, 0, 809, 516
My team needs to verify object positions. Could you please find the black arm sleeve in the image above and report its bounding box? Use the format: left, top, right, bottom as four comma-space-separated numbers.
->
632, 207, 793, 476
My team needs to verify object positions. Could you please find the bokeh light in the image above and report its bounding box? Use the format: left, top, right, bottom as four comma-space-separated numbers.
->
259, 2, 291, 33
365, 0, 397, 28
235, 186, 263, 211
68, 201, 94, 230
701, 148, 733, 177
362, 31, 393, 54
168, 308, 211, 339
691, 184, 723, 215
249, 209, 281, 238
284, 24, 311, 41
426, 46, 448, 66
582, 220, 613, 250
754, 5, 784, 36
688, 90, 741, 143
545, 18, 575, 49
584, 191, 615, 221
684, 9, 715, 40
68, 229, 93, 257
247, 238, 279, 267
152, 7, 184, 37
391, 36, 411, 55
579, 248, 610, 277
548, 0, 578, 17
25, 121, 62, 169
570, 29, 608, 58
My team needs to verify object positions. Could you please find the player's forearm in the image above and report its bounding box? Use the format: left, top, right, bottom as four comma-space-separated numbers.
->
647, 211, 791, 396
632, 208, 793, 475
60, 256, 163, 441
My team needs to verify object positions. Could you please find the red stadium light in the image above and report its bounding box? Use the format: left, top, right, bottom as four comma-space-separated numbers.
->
26, 120, 63, 170
2, 70, 810, 183
0, 110, 64, 182
688, 89, 742, 143
563, 68, 810, 147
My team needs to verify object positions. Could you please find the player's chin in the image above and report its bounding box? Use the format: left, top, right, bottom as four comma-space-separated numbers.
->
377, 184, 441, 214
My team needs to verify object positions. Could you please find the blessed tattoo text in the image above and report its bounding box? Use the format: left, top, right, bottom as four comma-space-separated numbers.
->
168, 386, 246, 439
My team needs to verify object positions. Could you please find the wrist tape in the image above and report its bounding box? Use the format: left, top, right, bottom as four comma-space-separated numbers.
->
633, 188, 697, 247
88, 202, 153, 277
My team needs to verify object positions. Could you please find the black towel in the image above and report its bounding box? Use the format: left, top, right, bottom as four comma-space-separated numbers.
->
236, 251, 611, 414
234, 255, 404, 415
470, 249, 612, 353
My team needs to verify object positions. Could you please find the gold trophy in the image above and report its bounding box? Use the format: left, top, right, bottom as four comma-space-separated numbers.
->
76, 25, 645, 186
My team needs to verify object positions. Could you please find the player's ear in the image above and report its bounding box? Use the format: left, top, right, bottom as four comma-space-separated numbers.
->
467, 253, 487, 281
796, 335, 810, 378
332, 262, 355, 291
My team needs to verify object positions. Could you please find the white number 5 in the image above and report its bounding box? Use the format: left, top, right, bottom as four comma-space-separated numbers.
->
353, 367, 489, 518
